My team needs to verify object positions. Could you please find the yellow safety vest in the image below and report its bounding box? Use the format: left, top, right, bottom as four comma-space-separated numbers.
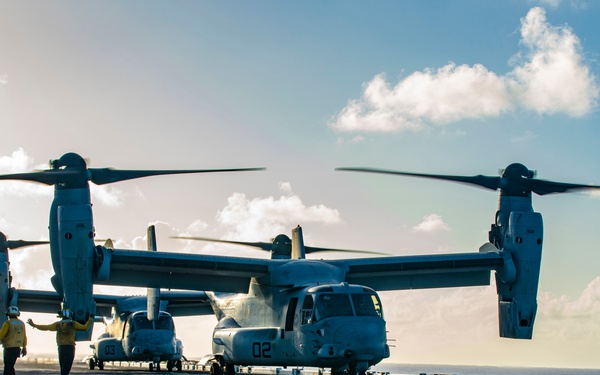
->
1, 319, 25, 348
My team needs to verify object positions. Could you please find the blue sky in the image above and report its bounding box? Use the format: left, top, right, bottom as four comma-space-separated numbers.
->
1, 0, 600, 369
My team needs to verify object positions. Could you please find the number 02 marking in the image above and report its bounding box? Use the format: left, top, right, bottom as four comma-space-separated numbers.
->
251, 342, 271, 358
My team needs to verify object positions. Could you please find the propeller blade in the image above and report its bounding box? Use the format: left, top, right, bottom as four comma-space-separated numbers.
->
88, 167, 266, 185
6, 240, 49, 250
173, 235, 387, 256
172, 236, 275, 252
0, 151, 265, 187
0, 170, 81, 185
305, 246, 387, 255
523, 179, 600, 196
337, 165, 600, 196
336, 167, 500, 191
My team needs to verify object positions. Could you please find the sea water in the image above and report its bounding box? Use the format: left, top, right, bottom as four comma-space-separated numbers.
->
370, 363, 600, 375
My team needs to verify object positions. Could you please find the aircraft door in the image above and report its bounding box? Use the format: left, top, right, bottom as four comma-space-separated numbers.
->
284, 297, 297, 332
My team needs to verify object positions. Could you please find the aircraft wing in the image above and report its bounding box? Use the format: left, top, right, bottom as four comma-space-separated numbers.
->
99, 249, 271, 293
11, 289, 63, 314
159, 290, 214, 316
325, 251, 504, 291
12, 289, 213, 317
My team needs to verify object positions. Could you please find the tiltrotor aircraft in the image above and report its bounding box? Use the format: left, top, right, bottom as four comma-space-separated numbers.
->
2, 155, 600, 375
0, 152, 263, 339
6, 227, 210, 372
85, 226, 210, 371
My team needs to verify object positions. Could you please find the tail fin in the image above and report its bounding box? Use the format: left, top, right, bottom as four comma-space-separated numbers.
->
147, 225, 160, 321
291, 225, 306, 259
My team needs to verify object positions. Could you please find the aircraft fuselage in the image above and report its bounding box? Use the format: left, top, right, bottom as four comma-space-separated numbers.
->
210, 280, 389, 374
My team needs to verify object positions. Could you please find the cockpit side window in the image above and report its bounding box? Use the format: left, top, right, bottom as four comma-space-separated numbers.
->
301, 295, 314, 325
352, 293, 383, 318
315, 294, 353, 320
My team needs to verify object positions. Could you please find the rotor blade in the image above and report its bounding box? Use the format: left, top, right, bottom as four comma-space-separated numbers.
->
171, 236, 274, 252
336, 167, 501, 191
0, 170, 81, 185
6, 240, 49, 250
172, 236, 387, 256
524, 179, 600, 196
305, 246, 388, 256
88, 167, 266, 185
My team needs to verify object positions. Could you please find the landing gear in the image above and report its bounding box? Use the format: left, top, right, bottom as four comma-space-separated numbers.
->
87, 358, 104, 370
210, 362, 222, 375
149, 362, 161, 371
225, 363, 236, 375
209, 358, 235, 375
167, 360, 183, 372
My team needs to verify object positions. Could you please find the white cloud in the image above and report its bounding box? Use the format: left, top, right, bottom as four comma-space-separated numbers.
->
0, 148, 51, 198
216, 182, 341, 241
411, 214, 450, 233
509, 7, 597, 116
330, 7, 598, 133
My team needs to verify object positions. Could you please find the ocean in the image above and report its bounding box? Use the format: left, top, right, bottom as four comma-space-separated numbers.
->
370, 363, 600, 375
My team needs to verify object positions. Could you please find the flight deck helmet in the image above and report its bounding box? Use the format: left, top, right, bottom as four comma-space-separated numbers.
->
58, 308, 73, 319
6, 306, 19, 317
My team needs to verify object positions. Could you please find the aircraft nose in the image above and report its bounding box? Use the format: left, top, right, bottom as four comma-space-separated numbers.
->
333, 321, 388, 360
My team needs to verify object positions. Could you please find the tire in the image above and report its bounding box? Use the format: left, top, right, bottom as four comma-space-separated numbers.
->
210, 362, 222, 375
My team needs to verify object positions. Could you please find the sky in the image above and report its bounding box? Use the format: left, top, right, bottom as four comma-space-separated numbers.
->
1, 0, 600, 370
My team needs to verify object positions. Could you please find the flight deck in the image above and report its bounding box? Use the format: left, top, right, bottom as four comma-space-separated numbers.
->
10, 358, 451, 375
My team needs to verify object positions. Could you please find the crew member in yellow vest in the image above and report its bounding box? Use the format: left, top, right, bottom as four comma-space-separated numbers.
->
0, 306, 27, 375
27, 307, 92, 375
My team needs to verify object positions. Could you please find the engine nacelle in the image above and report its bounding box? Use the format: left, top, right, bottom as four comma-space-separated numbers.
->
94, 337, 126, 361
495, 211, 543, 339
57, 204, 96, 340
0, 261, 9, 326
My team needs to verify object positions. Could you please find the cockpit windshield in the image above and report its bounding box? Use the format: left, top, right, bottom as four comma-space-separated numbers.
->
310, 292, 383, 323
133, 316, 153, 330
315, 294, 353, 320
130, 314, 174, 332
352, 293, 383, 318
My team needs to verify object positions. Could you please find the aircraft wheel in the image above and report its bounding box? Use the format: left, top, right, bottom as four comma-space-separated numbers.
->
98, 361, 104, 371
88, 358, 95, 370
149, 363, 154, 371
210, 362, 222, 375
225, 363, 236, 375
176, 360, 183, 372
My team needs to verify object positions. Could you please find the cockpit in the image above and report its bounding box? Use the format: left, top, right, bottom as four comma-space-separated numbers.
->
298, 283, 383, 325
124, 311, 175, 337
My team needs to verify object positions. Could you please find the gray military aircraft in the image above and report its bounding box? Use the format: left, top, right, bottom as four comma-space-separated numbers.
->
86, 226, 210, 372
2, 156, 600, 375
0, 152, 263, 339
7, 229, 210, 372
